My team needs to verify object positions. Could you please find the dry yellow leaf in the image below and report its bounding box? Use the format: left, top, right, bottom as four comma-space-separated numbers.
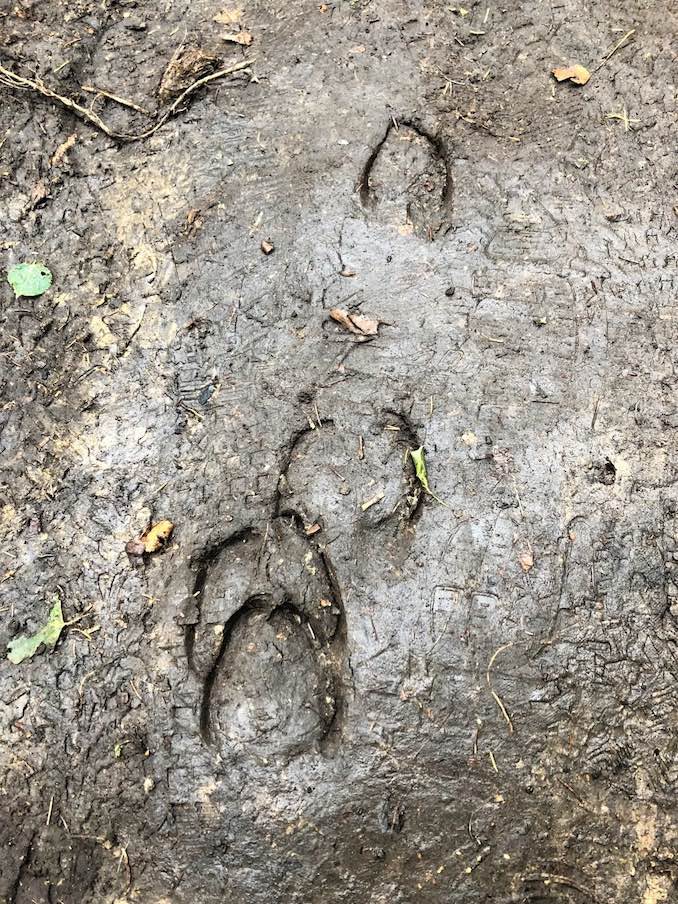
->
518, 550, 534, 572
551, 64, 590, 86
222, 31, 253, 46
214, 7, 242, 24
143, 520, 174, 553
329, 307, 380, 336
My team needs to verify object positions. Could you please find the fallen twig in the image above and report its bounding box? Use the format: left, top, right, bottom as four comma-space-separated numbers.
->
0, 58, 255, 143
601, 28, 636, 63
523, 873, 601, 903
81, 83, 150, 115
594, 28, 636, 72
486, 641, 515, 734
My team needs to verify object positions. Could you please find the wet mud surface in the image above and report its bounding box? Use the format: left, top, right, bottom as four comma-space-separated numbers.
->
0, 1, 677, 902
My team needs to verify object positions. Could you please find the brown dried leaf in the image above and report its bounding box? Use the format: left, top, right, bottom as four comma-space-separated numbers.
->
350, 313, 380, 335
142, 520, 174, 553
329, 307, 380, 336
551, 64, 590, 86
185, 207, 204, 236
518, 550, 534, 572
28, 179, 49, 210
222, 31, 253, 46
304, 522, 322, 536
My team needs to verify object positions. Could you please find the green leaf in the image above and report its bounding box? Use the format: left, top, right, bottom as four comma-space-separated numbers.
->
7, 262, 53, 298
7, 599, 65, 664
410, 446, 447, 506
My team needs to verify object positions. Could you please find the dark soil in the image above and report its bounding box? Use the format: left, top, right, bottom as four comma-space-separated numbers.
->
1, 1, 677, 902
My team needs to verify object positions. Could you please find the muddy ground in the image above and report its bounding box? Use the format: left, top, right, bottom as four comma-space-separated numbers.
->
1, 0, 677, 902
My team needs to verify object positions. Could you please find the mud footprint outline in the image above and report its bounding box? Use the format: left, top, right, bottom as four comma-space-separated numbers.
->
184, 405, 426, 758
357, 116, 453, 238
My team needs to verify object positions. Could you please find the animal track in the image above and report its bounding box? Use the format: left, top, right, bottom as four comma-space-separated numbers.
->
358, 118, 452, 238
278, 408, 423, 537
184, 404, 425, 757
186, 515, 346, 757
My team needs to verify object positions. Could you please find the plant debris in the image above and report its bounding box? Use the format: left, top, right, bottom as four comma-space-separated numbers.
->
261, 239, 275, 255
7, 262, 53, 297
50, 133, 77, 166
142, 520, 175, 553
329, 307, 381, 336
185, 207, 205, 236
551, 64, 590, 85
158, 46, 221, 103
361, 491, 385, 511
27, 179, 49, 211
518, 550, 534, 572
0, 59, 254, 143
126, 520, 174, 556
7, 598, 65, 664
599, 28, 635, 66
410, 446, 447, 506
223, 31, 253, 46
486, 642, 515, 734
81, 83, 149, 114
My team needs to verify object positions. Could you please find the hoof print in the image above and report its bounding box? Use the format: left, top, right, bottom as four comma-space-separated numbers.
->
205, 596, 334, 758
358, 119, 452, 238
188, 517, 347, 758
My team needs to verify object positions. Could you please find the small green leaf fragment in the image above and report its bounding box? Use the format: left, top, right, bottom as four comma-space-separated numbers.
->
114, 742, 123, 759
7, 599, 65, 664
7, 262, 53, 297
410, 446, 447, 506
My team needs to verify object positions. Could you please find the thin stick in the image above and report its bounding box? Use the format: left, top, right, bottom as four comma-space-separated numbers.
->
81, 84, 149, 114
0, 59, 255, 143
0, 64, 125, 137
132, 60, 255, 140
486, 642, 515, 734
594, 28, 635, 72
523, 873, 601, 903
601, 28, 635, 63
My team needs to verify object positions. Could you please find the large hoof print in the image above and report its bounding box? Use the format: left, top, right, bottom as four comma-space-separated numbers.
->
277, 409, 423, 541
358, 118, 452, 238
186, 517, 347, 757
207, 596, 334, 759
